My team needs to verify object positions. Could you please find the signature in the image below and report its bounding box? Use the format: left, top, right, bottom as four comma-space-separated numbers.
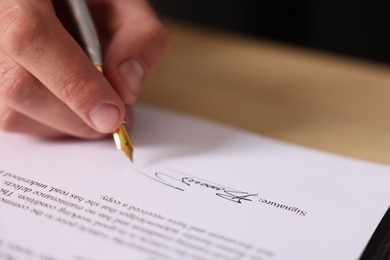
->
136, 169, 308, 216
138, 169, 258, 204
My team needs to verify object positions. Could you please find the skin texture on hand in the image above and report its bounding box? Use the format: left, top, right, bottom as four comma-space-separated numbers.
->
0, 0, 169, 139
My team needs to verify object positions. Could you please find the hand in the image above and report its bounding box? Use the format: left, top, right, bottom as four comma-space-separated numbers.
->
0, 0, 169, 138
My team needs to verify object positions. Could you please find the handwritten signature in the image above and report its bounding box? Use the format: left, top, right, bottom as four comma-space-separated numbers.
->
138, 170, 258, 204
137, 169, 308, 216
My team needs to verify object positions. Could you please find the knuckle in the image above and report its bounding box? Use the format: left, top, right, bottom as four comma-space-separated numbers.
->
0, 3, 47, 57
143, 20, 170, 53
55, 72, 92, 110
0, 63, 33, 104
0, 108, 21, 132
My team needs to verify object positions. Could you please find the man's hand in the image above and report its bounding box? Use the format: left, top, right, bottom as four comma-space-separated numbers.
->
0, 0, 169, 138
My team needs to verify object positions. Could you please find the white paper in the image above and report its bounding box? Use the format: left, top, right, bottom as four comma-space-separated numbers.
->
0, 104, 389, 260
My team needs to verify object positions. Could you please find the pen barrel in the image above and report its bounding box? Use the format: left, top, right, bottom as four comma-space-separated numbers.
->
67, 0, 102, 65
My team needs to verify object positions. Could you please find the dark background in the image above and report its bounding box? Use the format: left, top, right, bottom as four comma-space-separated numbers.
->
149, 0, 390, 64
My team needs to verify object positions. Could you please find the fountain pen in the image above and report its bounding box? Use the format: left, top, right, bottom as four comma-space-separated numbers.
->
67, 0, 134, 162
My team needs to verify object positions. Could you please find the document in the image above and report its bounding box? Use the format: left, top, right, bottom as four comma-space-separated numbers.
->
0, 105, 389, 260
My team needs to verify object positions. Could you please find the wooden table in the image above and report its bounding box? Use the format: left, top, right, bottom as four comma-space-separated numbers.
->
140, 21, 390, 164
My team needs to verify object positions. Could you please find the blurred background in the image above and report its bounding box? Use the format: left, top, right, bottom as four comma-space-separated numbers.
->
150, 0, 390, 64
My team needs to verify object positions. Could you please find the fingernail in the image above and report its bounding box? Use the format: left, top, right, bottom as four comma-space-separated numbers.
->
89, 103, 120, 132
119, 59, 144, 96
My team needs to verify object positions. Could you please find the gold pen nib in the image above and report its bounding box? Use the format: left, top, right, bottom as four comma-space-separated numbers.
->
95, 64, 134, 163
113, 122, 134, 163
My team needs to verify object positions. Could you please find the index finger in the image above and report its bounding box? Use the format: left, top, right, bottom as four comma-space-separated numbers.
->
0, 0, 125, 133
